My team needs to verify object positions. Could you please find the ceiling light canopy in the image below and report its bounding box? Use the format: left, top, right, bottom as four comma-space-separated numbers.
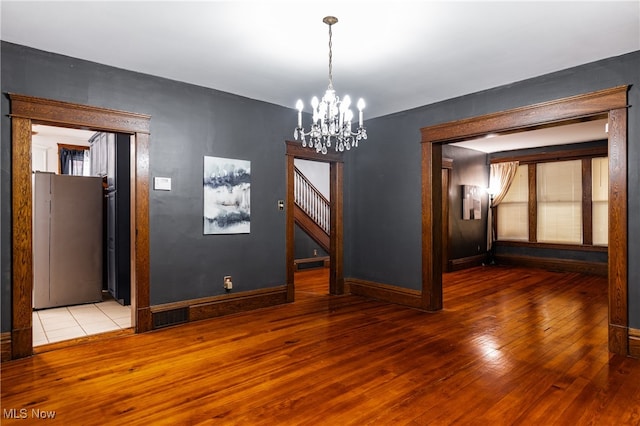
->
294, 16, 367, 154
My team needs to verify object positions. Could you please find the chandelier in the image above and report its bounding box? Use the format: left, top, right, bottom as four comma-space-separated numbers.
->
294, 16, 367, 154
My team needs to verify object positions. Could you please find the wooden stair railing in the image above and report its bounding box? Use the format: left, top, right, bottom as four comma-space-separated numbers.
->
294, 167, 330, 253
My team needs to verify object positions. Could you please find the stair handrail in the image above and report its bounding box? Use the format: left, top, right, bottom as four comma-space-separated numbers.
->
294, 167, 330, 234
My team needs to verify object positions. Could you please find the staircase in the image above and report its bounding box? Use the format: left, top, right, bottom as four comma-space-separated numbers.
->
294, 167, 330, 253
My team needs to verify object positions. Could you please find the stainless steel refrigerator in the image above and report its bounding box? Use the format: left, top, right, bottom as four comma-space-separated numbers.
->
33, 172, 103, 309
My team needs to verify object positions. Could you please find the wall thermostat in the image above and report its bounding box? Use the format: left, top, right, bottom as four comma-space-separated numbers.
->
154, 177, 172, 191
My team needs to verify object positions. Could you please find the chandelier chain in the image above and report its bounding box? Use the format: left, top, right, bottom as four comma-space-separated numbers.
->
328, 24, 333, 89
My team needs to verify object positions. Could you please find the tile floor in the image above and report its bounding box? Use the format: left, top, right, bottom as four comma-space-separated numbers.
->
33, 296, 131, 346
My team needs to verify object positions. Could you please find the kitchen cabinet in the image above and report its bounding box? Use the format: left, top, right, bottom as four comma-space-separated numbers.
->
89, 132, 114, 185
89, 132, 107, 177
108, 133, 131, 305
90, 132, 131, 305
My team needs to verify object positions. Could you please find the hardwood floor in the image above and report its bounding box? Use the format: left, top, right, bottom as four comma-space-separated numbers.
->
294, 267, 330, 299
2, 266, 639, 425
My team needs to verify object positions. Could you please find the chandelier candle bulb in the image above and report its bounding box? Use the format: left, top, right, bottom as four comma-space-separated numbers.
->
296, 100, 303, 127
358, 99, 365, 127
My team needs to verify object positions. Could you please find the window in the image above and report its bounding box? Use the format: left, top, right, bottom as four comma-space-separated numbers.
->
537, 160, 582, 244
495, 155, 608, 247
497, 164, 528, 241
592, 157, 608, 246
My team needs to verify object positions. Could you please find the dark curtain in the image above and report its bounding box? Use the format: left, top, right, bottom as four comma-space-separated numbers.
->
60, 148, 86, 175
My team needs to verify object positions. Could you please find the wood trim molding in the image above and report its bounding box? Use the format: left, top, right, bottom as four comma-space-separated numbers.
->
1, 332, 11, 363
495, 240, 608, 252
491, 144, 608, 164
285, 140, 344, 163
330, 161, 345, 295
607, 107, 628, 355
149, 287, 288, 328
189, 288, 288, 322
420, 85, 629, 356
421, 141, 443, 310
420, 86, 628, 142
8, 93, 151, 359
57, 143, 90, 151
582, 158, 594, 245
286, 152, 295, 302
449, 254, 487, 272
346, 278, 423, 309
496, 254, 607, 276
133, 132, 151, 333
528, 164, 537, 242
151, 286, 287, 314
11, 116, 33, 359
629, 328, 640, 359
9, 93, 150, 134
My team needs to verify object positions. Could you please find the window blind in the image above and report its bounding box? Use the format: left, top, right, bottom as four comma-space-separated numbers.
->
592, 157, 608, 246
537, 160, 582, 244
497, 164, 528, 241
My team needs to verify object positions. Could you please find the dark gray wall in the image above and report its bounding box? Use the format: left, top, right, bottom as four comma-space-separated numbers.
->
345, 51, 640, 328
442, 145, 489, 261
344, 111, 424, 290
2, 42, 639, 332
1, 42, 292, 331
294, 224, 328, 259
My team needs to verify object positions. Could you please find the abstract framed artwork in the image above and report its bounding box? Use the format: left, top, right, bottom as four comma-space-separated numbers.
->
462, 185, 481, 220
204, 156, 251, 234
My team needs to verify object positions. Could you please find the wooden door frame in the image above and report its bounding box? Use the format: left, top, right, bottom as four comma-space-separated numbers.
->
285, 141, 344, 300
9, 94, 152, 359
441, 159, 453, 273
420, 86, 629, 355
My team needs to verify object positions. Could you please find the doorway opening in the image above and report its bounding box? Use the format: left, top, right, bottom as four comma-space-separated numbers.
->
9, 94, 152, 360
420, 86, 629, 355
293, 158, 331, 299
285, 141, 345, 301
30, 125, 133, 347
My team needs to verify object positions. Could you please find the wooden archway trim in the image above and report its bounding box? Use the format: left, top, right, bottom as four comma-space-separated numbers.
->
420, 85, 629, 355
285, 141, 344, 301
9, 93, 151, 359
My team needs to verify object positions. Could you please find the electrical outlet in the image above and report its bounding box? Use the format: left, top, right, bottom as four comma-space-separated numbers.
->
223, 276, 233, 291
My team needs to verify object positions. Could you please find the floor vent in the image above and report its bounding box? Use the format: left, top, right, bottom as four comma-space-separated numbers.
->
153, 307, 189, 329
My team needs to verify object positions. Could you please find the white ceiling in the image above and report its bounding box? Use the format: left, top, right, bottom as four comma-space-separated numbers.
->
451, 118, 609, 153
2, 1, 638, 120
31, 124, 95, 151
2, 1, 638, 152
